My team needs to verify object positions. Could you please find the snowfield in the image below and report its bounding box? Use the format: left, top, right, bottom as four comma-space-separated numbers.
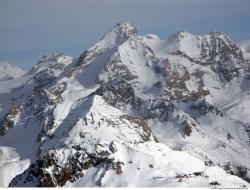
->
0, 22, 249, 187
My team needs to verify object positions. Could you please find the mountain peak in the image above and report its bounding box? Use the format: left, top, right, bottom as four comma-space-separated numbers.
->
1, 23, 250, 188
177, 31, 192, 38
168, 31, 193, 41
92, 21, 137, 50
0, 61, 25, 81
107, 21, 138, 41
0, 61, 18, 69
115, 21, 138, 36
207, 30, 235, 43
208, 30, 224, 36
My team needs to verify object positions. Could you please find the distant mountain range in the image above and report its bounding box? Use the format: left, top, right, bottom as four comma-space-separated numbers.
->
0, 22, 249, 187
0, 62, 25, 81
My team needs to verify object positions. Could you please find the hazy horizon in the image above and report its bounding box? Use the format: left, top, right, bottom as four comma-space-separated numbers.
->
1, 0, 250, 71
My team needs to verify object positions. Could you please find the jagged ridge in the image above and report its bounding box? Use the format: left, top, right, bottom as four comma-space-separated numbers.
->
0, 22, 249, 187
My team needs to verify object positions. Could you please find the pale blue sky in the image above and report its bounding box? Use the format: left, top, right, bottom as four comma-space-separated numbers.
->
0, 0, 250, 70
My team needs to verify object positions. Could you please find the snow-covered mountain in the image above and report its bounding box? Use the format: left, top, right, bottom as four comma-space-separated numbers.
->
240, 40, 250, 61
0, 22, 249, 187
0, 62, 25, 81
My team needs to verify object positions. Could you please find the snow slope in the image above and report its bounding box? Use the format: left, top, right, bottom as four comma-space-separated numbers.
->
0, 22, 249, 187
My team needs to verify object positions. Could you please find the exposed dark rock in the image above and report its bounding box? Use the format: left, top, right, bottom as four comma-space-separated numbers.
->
182, 121, 192, 137
122, 115, 158, 143
0, 105, 21, 136
211, 61, 241, 82
205, 160, 214, 166
112, 161, 124, 175
134, 98, 175, 122
98, 79, 135, 107
209, 181, 220, 186
41, 173, 55, 187
193, 172, 204, 176
57, 165, 73, 186
191, 98, 223, 116
237, 166, 248, 180
227, 133, 233, 142
164, 65, 190, 100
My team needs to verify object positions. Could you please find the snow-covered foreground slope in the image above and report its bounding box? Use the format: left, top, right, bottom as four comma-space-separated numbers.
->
0, 22, 250, 187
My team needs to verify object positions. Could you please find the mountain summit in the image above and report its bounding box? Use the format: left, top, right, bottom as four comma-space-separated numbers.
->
0, 22, 249, 187
0, 62, 25, 81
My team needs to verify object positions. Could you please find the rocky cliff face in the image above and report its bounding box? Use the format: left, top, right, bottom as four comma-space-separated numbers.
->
0, 22, 249, 187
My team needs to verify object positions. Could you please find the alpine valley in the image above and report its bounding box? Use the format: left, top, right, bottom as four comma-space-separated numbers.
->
0, 22, 250, 187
